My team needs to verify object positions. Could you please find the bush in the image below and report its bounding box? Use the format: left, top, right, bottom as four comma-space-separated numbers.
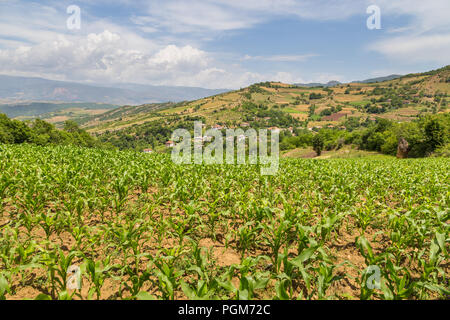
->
432, 143, 450, 157
309, 93, 323, 100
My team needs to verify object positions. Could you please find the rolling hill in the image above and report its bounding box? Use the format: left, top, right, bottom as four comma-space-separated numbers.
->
352, 74, 403, 84
83, 66, 449, 136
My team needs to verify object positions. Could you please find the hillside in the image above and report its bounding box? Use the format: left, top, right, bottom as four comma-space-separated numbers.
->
0, 102, 118, 122
85, 66, 449, 136
352, 74, 402, 83
80, 102, 177, 132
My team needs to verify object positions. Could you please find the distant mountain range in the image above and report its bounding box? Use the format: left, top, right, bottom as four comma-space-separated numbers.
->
294, 81, 342, 88
0, 74, 405, 105
0, 75, 229, 105
293, 75, 403, 88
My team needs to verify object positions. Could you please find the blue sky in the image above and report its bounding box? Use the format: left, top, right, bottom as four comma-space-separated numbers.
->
0, 0, 449, 88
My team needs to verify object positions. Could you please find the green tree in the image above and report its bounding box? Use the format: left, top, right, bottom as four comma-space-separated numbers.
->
312, 135, 325, 156
63, 120, 80, 133
424, 118, 446, 154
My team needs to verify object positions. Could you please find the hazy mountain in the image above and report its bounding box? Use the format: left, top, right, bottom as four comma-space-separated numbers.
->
294, 80, 341, 88
0, 75, 229, 105
294, 75, 403, 87
352, 75, 403, 84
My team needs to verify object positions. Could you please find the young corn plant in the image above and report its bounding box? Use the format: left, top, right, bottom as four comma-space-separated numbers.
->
218, 266, 270, 300
0, 273, 11, 300
180, 264, 219, 300
112, 176, 130, 214
152, 258, 184, 300
261, 219, 292, 273
85, 258, 114, 300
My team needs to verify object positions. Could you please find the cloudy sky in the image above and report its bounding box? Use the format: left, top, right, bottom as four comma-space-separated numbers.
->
0, 0, 449, 89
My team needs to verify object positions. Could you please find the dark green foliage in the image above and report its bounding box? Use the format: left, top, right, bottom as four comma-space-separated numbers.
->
0, 113, 99, 148
320, 109, 332, 116
98, 116, 206, 150
364, 103, 386, 114
354, 114, 449, 157
312, 135, 325, 156
320, 105, 343, 116
277, 113, 449, 158
308, 105, 317, 117
0, 114, 30, 143
309, 93, 323, 100
247, 84, 267, 94
424, 118, 446, 153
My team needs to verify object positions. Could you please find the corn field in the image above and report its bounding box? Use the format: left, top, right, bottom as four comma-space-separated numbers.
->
0, 144, 448, 300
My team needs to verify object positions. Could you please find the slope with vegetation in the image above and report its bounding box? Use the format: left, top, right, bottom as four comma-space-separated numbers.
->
0, 114, 101, 148
84, 66, 449, 157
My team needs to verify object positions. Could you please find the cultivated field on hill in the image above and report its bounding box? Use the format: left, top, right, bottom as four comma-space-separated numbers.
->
0, 144, 448, 300
80, 66, 449, 135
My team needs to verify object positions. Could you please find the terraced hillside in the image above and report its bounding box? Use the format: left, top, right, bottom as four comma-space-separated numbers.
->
81, 66, 449, 154
84, 66, 449, 134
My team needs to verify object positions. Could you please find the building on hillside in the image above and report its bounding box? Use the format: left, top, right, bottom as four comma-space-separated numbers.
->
143, 149, 153, 154
165, 141, 175, 148
240, 122, 250, 128
193, 136, 204, 145
268, 127, 281, 134
212, 124, 224, 130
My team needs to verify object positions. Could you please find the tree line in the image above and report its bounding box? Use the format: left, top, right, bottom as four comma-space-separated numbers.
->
279, 113, 449, 157
0, 113, 100, 148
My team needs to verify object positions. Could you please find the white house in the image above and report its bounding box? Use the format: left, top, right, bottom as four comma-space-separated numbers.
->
193, 136, 204, 145
268, 127, 281, 134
